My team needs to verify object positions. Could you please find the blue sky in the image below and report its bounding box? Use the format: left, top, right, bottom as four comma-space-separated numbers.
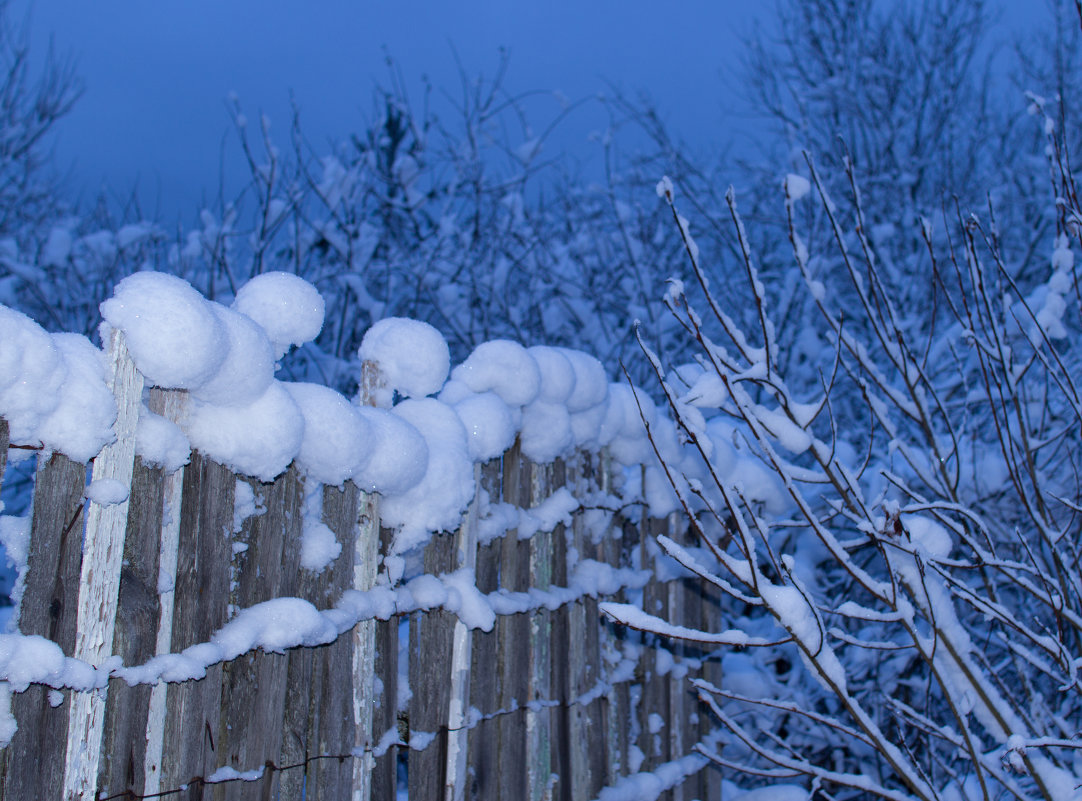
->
13, 0, 1045, 224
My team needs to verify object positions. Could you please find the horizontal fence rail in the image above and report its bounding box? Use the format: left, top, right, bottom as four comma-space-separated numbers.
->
0, 333, 724, 801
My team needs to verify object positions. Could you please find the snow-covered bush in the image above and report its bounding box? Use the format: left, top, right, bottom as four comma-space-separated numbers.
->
625, 116, 1082, 798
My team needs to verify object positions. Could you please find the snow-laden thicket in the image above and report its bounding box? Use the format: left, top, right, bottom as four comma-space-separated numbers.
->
621, 95, 1082, 798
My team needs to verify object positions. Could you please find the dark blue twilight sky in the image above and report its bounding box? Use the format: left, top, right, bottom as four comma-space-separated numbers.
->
11, 0, 1049, 224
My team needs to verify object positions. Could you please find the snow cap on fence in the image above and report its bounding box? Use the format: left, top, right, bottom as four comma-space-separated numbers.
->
231, 271, 326, 360
186, 381, 304, 483
135, 407, 190, 473
283, 381, 372, 486
450, 339, 541, 407
100, 271, 227, 389
358, 317, 450, 406
189, 303, 275, 407
0, 305, 67, 444
449, 391, 517, 462
352, 407, 429, 496
381, 397, 474, 556
36, 334, 117, 463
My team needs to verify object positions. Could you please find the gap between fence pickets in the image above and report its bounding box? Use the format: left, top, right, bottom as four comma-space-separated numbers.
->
142, 388, 189, 799
62, 329, 144, 800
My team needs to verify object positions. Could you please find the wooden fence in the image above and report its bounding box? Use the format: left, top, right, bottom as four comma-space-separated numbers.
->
0, 337, 724, 801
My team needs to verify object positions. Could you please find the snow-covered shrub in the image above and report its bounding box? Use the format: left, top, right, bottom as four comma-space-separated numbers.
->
625, 139, 1082, 799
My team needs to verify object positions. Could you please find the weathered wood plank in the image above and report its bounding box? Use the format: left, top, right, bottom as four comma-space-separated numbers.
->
407, 531, 457, 801
603, 513, 638, 783
97, 455, 165, 798
281, 480, 361, 801
160, 452, 235, 800
527, 459, 553, 801
497, 442, 530, 801
350, 485, 380, 801
637, 517, 673, 801
698, 573, 724, 801
64, 329, 144, 799
371, 525, 399, 801
0, 417, 8, 488
465, 459, 503, 800
1, 452, 85, 801
569, 451, 606, 801
142, 387, 190, 797
214, 466, 303, 801
444, 462, 483, 801
548, 459, 572, 801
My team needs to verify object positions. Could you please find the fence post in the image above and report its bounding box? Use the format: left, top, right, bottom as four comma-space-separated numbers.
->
62, 329, 144, 800
141, 388, 189, 797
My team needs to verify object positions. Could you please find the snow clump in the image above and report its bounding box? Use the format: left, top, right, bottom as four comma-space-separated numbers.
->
358, 318, 450, 406
231, 272, 326, 359
283, 382, 372, 486
99, 271, 226, 389
0, 305, 65, 443
381, 398, 474, 554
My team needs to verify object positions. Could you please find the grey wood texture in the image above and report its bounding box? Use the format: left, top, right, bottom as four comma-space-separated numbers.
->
496, 442, 530, 801
372, 523, 399, 801
407, 531, 456, 801
160, 452, 235, 800
465, 460, 502, 801
280, 480, 361, 801
214, 466, 303, 801
0, 452, 85, 801
97, 456, 165, 798
0, 417, 7, 487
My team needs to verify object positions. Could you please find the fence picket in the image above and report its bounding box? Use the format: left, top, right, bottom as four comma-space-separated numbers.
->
216, 466, 304, 799
527, 458, 554, 801
497, 442, 530, 801
0, 418, 7, 488
160, 452, 235, 798
97, 454, 165, 798
407, 530, 457, 801
445, 461, 483, 801
143, 388, 189, 797
372, 522, 399, 801
569, 452, 606, 800
0, 452, 85, 801
350, 484, 380, 801
63, 329, 144, 800
281, 480, 363, 800
465, 459, 503, 799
